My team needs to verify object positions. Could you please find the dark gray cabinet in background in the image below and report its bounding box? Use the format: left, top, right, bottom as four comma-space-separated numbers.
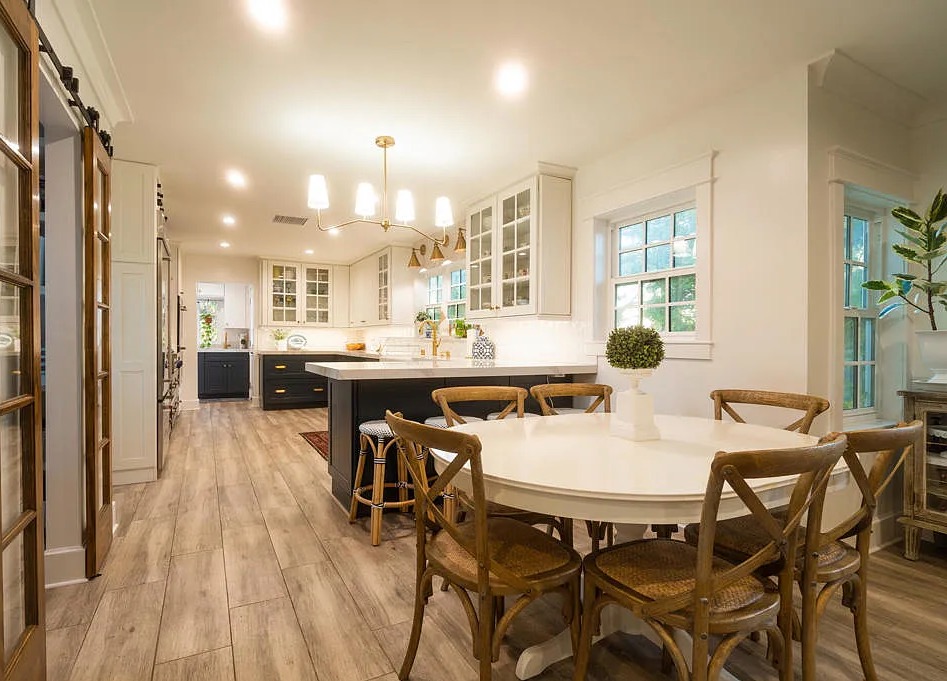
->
260, 353, 377, 410
198, 351, 250, 399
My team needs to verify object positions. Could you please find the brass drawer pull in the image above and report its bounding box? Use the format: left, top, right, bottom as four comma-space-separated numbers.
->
274, 388, 287, 394
275, 364, 287, 369
313, 387, 324, 392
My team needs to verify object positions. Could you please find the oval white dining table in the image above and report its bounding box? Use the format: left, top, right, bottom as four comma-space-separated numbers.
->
430, 413, 848, 680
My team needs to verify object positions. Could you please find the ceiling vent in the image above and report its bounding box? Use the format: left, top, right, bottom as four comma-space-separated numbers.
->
272, 214, 309, 226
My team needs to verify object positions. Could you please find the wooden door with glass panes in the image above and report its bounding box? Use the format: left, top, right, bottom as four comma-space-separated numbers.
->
269, 262, 299, 324
0, 1, 46, 677
466, 200, 494, 318
302, 265, 330, 324
83, 126, 113, 577
497, 179, 536, 316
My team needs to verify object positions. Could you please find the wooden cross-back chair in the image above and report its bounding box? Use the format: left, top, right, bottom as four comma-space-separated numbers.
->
386, 411, 582, 681
530, 383, 613, 416
530, 383, 615, 551
711, 389, 830, 434
795, 420, 921, 681
431, 385, 526, 426
573, 433, 847, 681
430, 386, 572, 544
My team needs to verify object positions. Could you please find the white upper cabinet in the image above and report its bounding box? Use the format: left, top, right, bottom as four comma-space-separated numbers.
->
467, 169, 573, 319
261, 259, 333, 326
223, 283, 250, 328
349, 246, 413, 327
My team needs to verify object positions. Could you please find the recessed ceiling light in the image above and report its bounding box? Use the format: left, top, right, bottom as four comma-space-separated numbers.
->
225, 169, 247, 189
247, 0, 287, 32
304, 249, 314, 255
219, 241, 231, 249
495, 61, 528, 97
222, 215, 236, 226
328, 228, 340, 236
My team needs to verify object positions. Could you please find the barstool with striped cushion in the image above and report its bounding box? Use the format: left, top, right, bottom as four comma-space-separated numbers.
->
348, 419, 415, 546
423, 414, 484, 429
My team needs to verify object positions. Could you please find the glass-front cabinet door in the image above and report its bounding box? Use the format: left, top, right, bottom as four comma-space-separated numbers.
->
268, 262, 298, 324
920, 405, 947, 520
497, 179, 536, 315
377, 252, 389, 322
466, 200, 494, 318
303, 265, 330, 325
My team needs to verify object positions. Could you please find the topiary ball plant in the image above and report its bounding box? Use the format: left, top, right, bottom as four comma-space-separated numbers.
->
605, 325, 665, 370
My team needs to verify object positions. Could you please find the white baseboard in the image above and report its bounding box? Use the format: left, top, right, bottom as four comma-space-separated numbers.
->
44, 546, 87, 587
180, 399, 200, 411
869, 511, 902, 553
113, 467, 157, 485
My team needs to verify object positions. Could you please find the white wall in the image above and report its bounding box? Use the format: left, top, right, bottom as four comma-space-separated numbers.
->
574, 65, 811, 422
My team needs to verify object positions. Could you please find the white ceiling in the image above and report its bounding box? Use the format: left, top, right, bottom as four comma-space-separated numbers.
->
88, 0, 947, 264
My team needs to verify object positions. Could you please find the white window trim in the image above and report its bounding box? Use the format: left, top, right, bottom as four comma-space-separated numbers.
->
842, 205, 881, 417
446, 267, 467, 322
582, 152, 715, 360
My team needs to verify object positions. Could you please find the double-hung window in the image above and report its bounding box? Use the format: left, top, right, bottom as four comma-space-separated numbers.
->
612, 204, 697, 333
447, 269, 466, 322
843, 210, 878, 412
426, 274, 443, 321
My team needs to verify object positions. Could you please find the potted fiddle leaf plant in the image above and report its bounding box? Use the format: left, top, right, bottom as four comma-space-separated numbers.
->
863, 189, 947, 381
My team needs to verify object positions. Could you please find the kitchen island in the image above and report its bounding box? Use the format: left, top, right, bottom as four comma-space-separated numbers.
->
305, 358, 598, 508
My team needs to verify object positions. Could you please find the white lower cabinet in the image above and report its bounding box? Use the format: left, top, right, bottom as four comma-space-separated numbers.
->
467, 168, 573, 320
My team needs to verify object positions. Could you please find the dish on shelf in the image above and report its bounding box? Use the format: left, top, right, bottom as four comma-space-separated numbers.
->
286, 334, 307, 349
929, 427, 947, 440
0, 334, 11, 350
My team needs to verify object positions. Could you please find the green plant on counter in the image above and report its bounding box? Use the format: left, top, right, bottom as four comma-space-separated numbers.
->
453, 318, 471, 338
605, 325, 665, 370
271, 328, 289, 341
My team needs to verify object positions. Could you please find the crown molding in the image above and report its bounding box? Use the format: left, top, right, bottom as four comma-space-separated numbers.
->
810, 49, 927, 128
36, 0, 133, 130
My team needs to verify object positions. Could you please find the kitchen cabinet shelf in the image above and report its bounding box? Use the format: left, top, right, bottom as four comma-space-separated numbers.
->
466, 167, 573, 320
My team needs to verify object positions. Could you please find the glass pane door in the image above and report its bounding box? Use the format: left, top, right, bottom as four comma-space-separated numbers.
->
303, 266, 330, 324
499, 187, 531, 310
924, 410, 947, 517
468, 205, 493, 313
377, 253, 389, 322
0, 1, 45, 676
270, 263, 298, 323
83, 126, 113, 578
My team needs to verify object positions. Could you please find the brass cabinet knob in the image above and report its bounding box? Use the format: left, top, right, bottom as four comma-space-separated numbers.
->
275, 388, 286, 394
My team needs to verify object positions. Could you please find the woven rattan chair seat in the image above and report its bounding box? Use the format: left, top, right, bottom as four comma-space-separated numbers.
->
684, 508, 795, 573
428, 517, 581, 594
587, 539, 770, 615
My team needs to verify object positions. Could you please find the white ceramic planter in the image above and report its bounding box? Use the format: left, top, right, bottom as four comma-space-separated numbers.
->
916, 330, 947, 383
612, 368, 661, 441
276, 339, 288, 351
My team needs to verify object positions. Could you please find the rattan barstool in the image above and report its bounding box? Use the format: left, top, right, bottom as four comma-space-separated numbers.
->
348, 419, 415, 546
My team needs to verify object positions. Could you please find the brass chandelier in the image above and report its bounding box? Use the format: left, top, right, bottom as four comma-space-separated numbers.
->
307, 135, 466, 267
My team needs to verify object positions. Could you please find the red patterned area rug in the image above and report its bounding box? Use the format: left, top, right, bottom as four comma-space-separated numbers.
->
300, 431, 329, 460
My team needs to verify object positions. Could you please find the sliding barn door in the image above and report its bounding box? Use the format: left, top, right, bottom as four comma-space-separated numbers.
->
0, 0, 46, 678
83, 126, 112, 577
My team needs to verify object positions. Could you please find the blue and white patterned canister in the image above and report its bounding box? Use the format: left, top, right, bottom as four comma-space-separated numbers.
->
471, 333, 496, 360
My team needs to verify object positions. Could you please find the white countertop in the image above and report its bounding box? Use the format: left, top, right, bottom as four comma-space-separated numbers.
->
305, 358, 598, 380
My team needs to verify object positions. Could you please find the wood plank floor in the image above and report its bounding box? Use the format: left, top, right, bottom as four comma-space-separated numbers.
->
46, 401, 947, 681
